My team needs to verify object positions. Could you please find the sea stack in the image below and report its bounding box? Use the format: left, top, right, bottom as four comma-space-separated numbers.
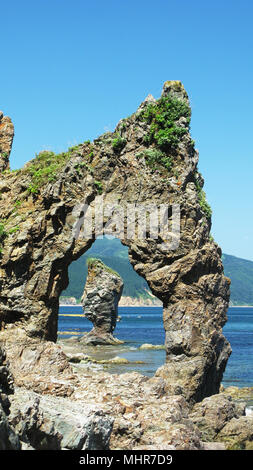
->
81, 259, 124, 345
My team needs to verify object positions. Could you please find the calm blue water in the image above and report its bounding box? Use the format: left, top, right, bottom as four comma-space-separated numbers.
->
58, 306, 253, 387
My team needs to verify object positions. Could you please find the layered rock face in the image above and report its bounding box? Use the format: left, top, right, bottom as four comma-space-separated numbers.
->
81, 259, 123, 345
0, 346, 20, 449
0, 111, 14, 172
0, 81, 231, 402
9, 388, 114, 450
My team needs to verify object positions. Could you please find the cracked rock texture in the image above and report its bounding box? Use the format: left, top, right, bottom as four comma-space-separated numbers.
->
81, 259, 124, 345
0, 111, 14, 172
0, 80, 231, 403
0, 340, 252, 450
9, 387, 114, 450
0, 346, 20, 449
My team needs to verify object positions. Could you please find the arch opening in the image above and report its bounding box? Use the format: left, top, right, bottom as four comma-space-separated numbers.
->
57, 235, 165, 377
0, 80, 231, 401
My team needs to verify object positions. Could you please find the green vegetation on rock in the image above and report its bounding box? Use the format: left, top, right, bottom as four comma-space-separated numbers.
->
87, 257, 121, 278
194, 174, 212, 218
25, 150, 71, 194
94, 180, 103, 194
136, 149, 172, 171
139, 96, 191, 152
198, 189, 212, 219
0, 220, 20, 254
24, 145, 87, 195
112, 136, 127, 153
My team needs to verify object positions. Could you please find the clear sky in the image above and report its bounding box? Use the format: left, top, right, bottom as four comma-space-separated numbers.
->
1, 0, 253, 260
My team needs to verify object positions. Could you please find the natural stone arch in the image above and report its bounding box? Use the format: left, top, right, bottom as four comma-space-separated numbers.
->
0, 81, 231, 402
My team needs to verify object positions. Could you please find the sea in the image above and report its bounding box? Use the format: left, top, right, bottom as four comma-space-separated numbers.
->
58, 306, 253, 388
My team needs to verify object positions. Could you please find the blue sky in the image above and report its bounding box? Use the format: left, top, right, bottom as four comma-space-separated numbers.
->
1, 0, 253, 260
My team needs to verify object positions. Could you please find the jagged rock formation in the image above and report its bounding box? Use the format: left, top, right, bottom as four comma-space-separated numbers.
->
0, 81, 231, 402
3, 361, 252, 450
0, 346, 14, 414
81, 259, 124, 345
0, 111, 14, 172
9, 387, 114, 450
1, 339, 77, 396
0, 346, 20, 449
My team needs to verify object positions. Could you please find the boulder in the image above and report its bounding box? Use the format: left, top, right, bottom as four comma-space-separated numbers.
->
9, 387, 114, 450
2, 338, 77, 397
217, 415, 253, 450
189, 393, 245, 441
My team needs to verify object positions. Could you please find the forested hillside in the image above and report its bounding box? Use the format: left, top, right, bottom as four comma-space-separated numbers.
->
61, 237, 150, 300
61, 237, 253, 305
222, 253, 253, 305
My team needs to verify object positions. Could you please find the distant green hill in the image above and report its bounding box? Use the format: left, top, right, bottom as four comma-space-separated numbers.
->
61, 237, 253, 305
222, 253, 253, 305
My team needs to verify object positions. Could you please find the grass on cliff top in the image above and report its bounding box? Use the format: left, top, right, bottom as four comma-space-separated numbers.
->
87, 257, 121, 278
21, 96, 191, 193
23, 144, 90, 195
136, 95, 191, 172
138, 95, 191, 152
23, 145, 100, 196
24, 150, 74, 194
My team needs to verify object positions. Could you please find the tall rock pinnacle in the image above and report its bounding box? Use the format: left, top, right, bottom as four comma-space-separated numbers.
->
81, 259, 124, 345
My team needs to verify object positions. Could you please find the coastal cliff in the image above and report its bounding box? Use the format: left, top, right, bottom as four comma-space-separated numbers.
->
0, 81, 231, 402
0, 81, 241, 451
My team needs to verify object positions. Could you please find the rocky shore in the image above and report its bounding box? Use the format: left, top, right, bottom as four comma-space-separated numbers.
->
1, 340, 253, 451
0, 81, 251, 450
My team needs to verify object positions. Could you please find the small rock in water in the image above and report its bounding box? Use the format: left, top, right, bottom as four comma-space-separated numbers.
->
139, 343, 165, 350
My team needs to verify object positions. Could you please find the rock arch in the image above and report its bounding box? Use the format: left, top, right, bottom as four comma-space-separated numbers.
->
0, 81, 231, 402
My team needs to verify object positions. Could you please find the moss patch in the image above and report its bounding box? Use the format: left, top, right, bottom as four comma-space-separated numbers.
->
87, 257, 121, 278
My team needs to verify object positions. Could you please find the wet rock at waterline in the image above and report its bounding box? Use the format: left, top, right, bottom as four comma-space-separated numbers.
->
81, 259, 124, 345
